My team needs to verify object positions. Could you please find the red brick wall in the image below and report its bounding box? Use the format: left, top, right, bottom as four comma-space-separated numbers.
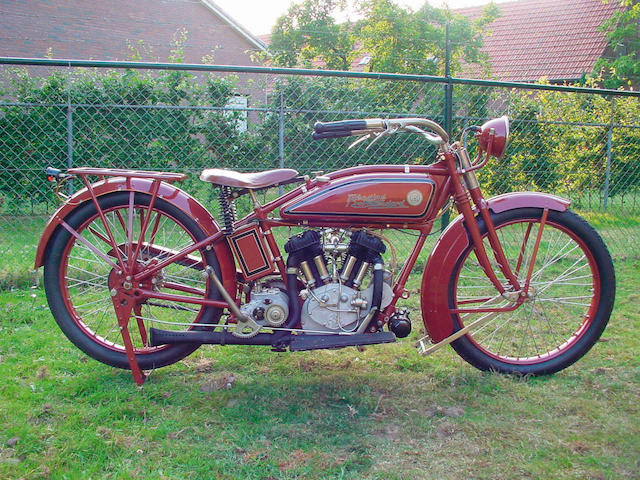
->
0, 0, 262, 65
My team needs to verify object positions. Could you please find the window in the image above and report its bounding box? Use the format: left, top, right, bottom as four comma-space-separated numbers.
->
224, 95, 248, 133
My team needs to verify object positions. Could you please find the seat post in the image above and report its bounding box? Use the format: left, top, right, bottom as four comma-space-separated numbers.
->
248, 189, 261, 208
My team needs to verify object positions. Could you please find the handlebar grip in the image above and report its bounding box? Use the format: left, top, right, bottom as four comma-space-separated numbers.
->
313, 120, 368, 133
312, 130, 354, 140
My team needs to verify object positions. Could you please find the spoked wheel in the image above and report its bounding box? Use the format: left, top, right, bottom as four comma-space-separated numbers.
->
450, 208, 615, 375
44, 191, 222, 370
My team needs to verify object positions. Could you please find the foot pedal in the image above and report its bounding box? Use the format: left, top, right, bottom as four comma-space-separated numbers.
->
289, 332, 396, 352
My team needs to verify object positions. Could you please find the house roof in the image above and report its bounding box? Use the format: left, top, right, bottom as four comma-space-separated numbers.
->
457, 0, 624, 82
200, 0, 267, 53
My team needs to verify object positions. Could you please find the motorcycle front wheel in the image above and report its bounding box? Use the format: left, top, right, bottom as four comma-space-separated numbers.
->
449, 208, 615, 375
44, 191, 223, 370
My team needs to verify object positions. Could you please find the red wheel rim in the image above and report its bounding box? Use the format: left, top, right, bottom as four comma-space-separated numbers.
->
59, 203, 211, 355
453, 217, 601, 365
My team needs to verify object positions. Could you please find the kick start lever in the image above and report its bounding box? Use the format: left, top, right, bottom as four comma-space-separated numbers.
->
204, 266, 261, 338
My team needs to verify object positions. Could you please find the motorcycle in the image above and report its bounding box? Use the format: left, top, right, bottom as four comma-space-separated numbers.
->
36, 116, 615, 385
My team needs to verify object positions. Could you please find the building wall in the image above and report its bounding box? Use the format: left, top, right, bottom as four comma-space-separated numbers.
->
0, 0, 270, 130
0, 0, 263, 65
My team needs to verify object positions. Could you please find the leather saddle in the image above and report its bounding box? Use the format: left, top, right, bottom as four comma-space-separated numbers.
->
199, 168, 299, 189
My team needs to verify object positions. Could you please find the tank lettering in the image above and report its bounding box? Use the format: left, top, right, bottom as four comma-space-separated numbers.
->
347, 194, 407, 209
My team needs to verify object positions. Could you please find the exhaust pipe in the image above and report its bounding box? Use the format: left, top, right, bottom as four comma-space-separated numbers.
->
149, 327, 274, 347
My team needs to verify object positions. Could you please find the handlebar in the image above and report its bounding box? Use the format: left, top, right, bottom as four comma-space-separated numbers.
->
312, 130, 360, 140
312, 117, 449, 146
312, 118, 385, 140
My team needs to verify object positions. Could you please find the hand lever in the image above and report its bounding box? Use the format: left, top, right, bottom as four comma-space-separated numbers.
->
365, 125, 397, 151
347, 133, 374, 150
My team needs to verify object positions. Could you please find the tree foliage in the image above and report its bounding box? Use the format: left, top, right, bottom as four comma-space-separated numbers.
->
269, 0, 354, 70
593, 0, 640, 88
355, 0, 497, 75
268, 0, 498, 75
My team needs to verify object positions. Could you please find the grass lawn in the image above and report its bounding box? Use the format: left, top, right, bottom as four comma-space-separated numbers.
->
0, 260, 637, 479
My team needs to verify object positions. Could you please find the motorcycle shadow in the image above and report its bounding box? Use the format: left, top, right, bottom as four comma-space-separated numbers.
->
135, 350, 555, 420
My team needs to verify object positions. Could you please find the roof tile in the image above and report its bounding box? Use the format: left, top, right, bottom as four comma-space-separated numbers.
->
458, 0, 624, 81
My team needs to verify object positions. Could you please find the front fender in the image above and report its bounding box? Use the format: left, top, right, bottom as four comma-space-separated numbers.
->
420, 191, 570, 343
486, 191, 570, 214
34, 177, 236, 290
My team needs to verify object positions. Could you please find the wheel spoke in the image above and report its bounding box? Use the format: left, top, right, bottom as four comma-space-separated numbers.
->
514, 222, 533, 276
452, 211, 604, 369
134, 305, 149, 347
73, 297, 111, 309
55, 195, 217, 361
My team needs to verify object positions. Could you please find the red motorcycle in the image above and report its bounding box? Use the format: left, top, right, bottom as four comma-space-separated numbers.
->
36, 117, 615, 385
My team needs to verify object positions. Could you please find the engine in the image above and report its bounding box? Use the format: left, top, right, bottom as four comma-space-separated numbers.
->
285, 229, 393, 334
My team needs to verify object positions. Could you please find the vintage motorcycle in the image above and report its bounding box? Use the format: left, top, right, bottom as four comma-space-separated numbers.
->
36, 116, 615, 385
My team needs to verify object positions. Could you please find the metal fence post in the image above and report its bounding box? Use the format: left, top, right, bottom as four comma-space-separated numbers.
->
441, 21, 453, 232
66, 102, 74, 195
603, 98, 615, 210
443, 21, 453, 136
278, 90, 285, 195
603, 124, 613, 210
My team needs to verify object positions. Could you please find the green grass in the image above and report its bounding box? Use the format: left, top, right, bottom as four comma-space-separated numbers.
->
0, 216, 47, 290
0, 261, 638, 479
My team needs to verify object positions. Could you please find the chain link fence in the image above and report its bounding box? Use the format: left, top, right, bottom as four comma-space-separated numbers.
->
1, 59, 639, 289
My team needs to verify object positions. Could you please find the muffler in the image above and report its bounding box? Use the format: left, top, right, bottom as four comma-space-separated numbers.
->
149, 327, 275, 347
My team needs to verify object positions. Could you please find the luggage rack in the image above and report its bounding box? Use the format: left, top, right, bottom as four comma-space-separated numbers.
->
67, 167, 187, 182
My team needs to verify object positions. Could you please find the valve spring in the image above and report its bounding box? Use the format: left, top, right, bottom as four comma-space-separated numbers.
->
218, 186, 236, 234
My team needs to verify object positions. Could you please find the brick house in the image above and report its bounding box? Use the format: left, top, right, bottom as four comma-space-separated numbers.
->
0, 0, 270, 130
0, 0, 267, 65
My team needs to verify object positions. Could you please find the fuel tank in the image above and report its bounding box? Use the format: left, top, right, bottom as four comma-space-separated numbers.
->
280, 173, 438, 224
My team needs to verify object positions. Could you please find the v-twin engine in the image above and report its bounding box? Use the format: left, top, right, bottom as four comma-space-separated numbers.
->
285, 229, 392, 334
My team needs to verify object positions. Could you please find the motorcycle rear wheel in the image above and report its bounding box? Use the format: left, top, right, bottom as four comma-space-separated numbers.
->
44, 191, 222, 370
449, 208, 615, 375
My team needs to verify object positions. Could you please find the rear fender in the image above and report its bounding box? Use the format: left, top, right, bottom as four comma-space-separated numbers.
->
34, 177, 236, 290
420, 192, 570, 342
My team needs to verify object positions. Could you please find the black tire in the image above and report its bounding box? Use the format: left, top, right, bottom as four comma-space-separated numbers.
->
44, 191, 223, 370
449, 208, 615, 375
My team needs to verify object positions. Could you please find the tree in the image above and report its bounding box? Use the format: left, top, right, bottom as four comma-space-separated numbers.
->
269, 0, 354, 70
355, 0, 497, 75
593, 0, 640, 88
268, 0, 499, 75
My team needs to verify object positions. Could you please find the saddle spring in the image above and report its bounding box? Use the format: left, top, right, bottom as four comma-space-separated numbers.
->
218, 186, 237, 235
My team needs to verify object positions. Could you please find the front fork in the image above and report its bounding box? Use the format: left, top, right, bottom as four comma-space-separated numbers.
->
417, 148, 549, 357
446, 147, 547, 300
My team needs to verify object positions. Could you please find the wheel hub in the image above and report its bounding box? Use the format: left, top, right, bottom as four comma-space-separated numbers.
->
501, 290, 520, 302
107, 264, 155, 301
524, 285, 537, 302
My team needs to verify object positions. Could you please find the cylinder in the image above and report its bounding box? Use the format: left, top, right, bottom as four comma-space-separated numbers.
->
313, 255, 330, 283
340, 255, 357, 283
352, 261, 370, 288
300, 261, 316, 287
